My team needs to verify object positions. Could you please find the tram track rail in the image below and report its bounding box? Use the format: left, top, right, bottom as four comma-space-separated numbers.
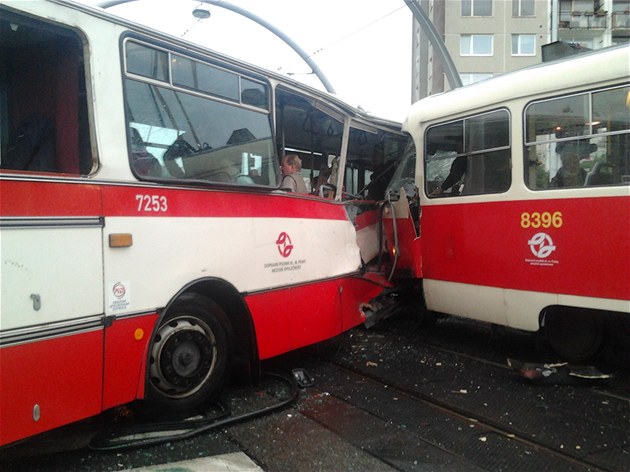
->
311, 354, 615, 472
2, 317, 626, 472
402, 334, 630, 404
298, 321, 630, 472
370, 314, 630, 399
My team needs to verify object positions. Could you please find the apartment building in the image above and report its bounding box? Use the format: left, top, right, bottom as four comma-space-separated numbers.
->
412, 0, 630, 100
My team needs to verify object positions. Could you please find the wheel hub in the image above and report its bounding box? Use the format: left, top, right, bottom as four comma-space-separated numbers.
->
150, 318, 218, 397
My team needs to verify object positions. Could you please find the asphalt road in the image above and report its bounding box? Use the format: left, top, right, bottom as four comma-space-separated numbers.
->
2, 312, 629, 471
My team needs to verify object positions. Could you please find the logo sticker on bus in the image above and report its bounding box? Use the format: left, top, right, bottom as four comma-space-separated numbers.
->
108, 281, 131, 312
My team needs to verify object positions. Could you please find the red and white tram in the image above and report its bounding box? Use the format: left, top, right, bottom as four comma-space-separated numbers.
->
387, 44, 630, 361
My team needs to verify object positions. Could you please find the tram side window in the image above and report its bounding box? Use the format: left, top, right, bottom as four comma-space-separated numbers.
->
0, 14, 92, 175
524, 85, 630, 190
425, 109, 511, 197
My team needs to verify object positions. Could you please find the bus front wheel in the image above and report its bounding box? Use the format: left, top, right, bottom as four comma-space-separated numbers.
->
544, 307, 603, 362
143, 293, 231, 416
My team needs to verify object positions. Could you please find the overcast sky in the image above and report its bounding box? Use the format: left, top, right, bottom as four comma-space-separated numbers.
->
77, 0, 413, 122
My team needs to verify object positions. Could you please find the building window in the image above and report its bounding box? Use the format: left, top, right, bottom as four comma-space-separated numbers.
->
462, 0, 493, 16
512, 0, 535, 16
460, 35, 494, 56
460, 73, 493, 85
512, 34, 536, 55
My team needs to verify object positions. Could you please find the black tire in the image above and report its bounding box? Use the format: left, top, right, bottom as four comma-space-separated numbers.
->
544, 307, 603, 362
142, 293, 231, 415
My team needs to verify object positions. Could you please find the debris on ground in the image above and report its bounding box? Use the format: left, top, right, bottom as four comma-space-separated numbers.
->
507, 359, 612, 384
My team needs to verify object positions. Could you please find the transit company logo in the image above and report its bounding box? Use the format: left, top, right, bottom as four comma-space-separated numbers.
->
276, 231, 293, 258
264, 232, 306, 274
525, 232, 559, 267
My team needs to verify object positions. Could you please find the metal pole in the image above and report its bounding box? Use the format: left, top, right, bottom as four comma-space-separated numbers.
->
96, 0, 137, 7
403, 0, 462, 89
95, 0, 336, 94
551, 0, 559, 43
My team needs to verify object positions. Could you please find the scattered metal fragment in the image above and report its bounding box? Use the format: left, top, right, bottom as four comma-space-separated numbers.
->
507, 359, 612, 384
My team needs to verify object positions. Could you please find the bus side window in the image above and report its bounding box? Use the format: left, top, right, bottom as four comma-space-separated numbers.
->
472, 148, 511, 194
131, 127, 163, 177
0, 15, 91, 175
4, 115, 56, 172
124, 43, 277, 186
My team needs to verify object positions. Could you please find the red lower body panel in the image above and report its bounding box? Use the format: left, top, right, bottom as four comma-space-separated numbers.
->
102, 314, 158, 410
421, 196, 629, 302
245, 275, 386, 360
0, 330, 104, 446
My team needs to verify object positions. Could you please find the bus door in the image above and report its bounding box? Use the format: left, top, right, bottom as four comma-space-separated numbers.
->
341, 125, 411, 273
0, 10, 105, 446
0, 183, 105, 446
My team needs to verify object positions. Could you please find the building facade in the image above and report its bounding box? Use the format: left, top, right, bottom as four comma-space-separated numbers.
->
412, 0, 630, 100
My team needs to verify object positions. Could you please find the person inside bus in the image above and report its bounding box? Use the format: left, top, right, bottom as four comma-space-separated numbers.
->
367, 143, 397, 200
280, 154, 308, 193
313, 165, 335, 198
431, 155, 467, 196
551, 141, 591, 188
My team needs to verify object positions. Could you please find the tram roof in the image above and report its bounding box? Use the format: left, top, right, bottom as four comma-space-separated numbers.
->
404, 44, 629, 129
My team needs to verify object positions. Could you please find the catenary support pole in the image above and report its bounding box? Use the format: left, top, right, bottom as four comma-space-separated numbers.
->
403, 0, 462, 89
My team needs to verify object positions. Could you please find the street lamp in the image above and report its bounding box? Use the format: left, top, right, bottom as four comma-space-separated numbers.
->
191, 8, 210, 20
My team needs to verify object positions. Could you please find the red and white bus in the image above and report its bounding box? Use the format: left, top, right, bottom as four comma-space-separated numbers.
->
0, 0, 407, 446
386, 44, 629, 362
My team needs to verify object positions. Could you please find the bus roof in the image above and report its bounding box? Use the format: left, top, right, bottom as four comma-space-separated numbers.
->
46, 0, 401, 131
403, 44, 629, 130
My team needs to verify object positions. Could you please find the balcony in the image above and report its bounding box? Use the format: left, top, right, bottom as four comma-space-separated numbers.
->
612, 11, 630, 29
559, 11, 608, 29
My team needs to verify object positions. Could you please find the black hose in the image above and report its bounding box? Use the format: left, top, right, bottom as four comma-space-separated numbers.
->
89, 372, 298, 451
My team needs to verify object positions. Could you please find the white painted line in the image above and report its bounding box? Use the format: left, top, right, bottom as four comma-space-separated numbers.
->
130, 452, 264, 471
